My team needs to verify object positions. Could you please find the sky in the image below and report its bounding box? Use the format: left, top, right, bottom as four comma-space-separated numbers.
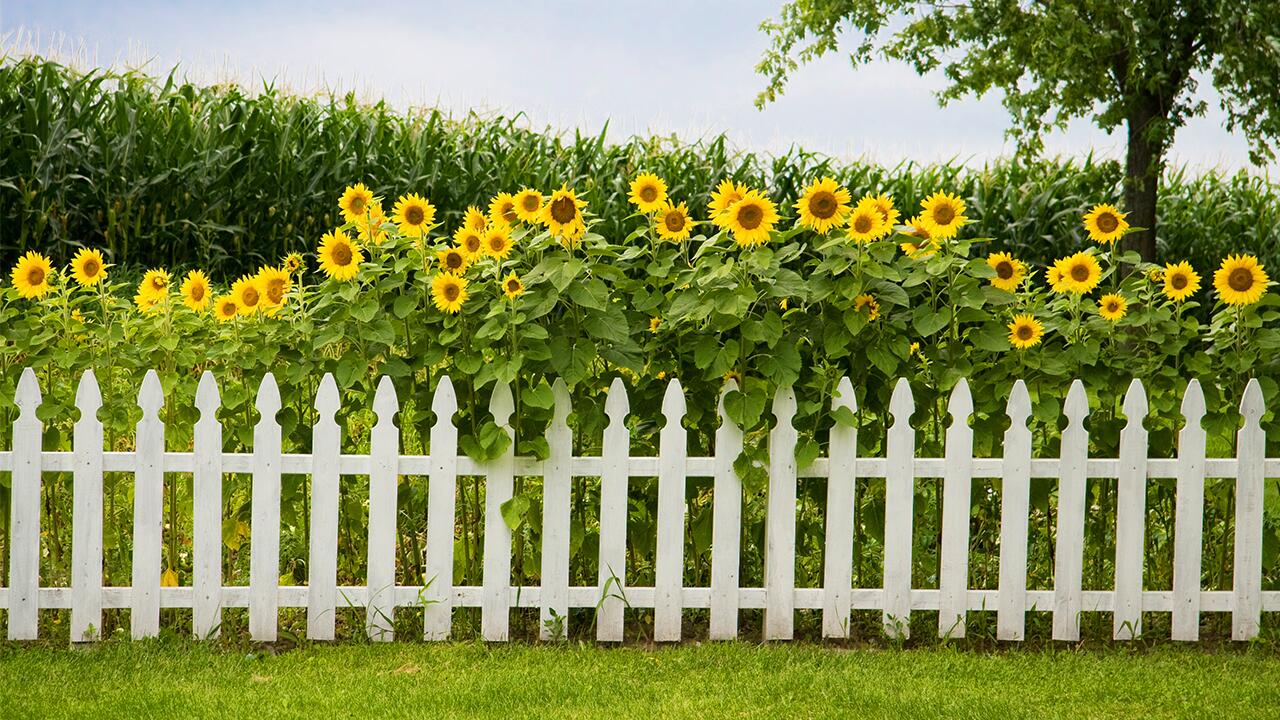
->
1, 0, 1271, 173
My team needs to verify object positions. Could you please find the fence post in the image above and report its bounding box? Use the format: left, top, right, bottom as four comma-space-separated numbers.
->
423, 376, 458, 640
481, 382, 515, 641
1171, 379, 1206, 641
997, 380, 1032, 641
1052, 380, 1089, 642
367, 376, 399, 641
938, 378, 973, 639
540, 380, 573, 640
193, 372, 224, 640
7, 368, 41, 641
1233, 379, 1265, 640
307, 374, 340, 641
597, 378, 630, 642
249, 373, 282, 642
655, 378, 687, 642
709, 380, 743, 641
883, 378, 915, 639
1114, 378, 1149, 640
823, 377, 857, 639
131, 370, 164, 639
765, 385, 798, 641
71, 370, 104, 643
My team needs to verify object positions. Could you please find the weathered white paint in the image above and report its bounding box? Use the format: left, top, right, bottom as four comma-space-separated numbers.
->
540, 380, 573, 640
481, 382, 515, 641
655, 378, 687, 642
366, 377, 399, 641
709, 381, 743, 641
71, 371, 104, 642
249, 374, 282, 641
938, 379, 973, 639
997, 380, 1032, 641
596, 378, 630, 642
1233, 379, 1265, 640
131, 370, 164, 639
882, 378, 915, 639
1171, 380, 1206, 641
1113, 379, 1149, 640
764, 385, 798, 641
1052, 380, 1089, 642
306, 374, 340, 640
822, 377, 857, 639
423, 376, 458, 640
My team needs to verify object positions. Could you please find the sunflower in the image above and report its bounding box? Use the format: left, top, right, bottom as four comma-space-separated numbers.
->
339, 183, 375, 222
1052, 252, 1102, 294
489, 193, 520, 226
655, 201, 694, 241
1007, 314, 1043, 349
854, 293, 880, 321
1147, 267, 1164, 283
231, 275, 265, 315
1161, 261, 1200, 302
70, 248, 108, 287
708, 180, 748, 228
10, 251, 53, 299
283, 252, 304, 275
845, 201, 888, 244
649, 316, 662, 333
513, 189, 544, 222
501, 272, 525, 300
353, 200, 388, 243
541, 185, 587, 240
1083, 203, 1129, 245
134, 290, 160, 313
794, 177, 851, 234
213, 295, 239, 322
256, 266, 291, 311
899, 217, 938, 258
860, 193, 900, 228
723, 189, 779, 248
392, 193, 436, 238
987, 252, 1026, 292
432, 272, 469, 313
1047, 265, 1066, 292
483, 225, 514, 260
1214, 254, 1269, 306
139, 268, 172, 301
181, 270, 212, 312
437, 247, 471, 273
454, 225, 485, 257
1098, 293, 1128, 321
317, 229, 363, 281
629, 173, 668, 214
918, 192, 967, 240
464, 206, 488, 233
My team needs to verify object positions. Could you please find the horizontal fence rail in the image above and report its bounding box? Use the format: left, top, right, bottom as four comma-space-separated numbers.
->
0, 368, 1276, 643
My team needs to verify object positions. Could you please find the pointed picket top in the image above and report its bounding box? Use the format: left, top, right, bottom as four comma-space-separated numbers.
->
947, 378, 972, 422
15, 367, 40, 415
1122, 378, 1148, 427
605, 377, 629, 427
772, 384, 797, 429
75, 369, 102, 415
551, 378, 572, 426
432, 375, 457, 418
489, 381, 514, 426
138, 369, 164, 418
373, 376, 398, 429
196, 371, 220, 419
832, 376, 857, 414
1005, 379, 1031, 427
662, 377, 686, 422
314, 373, 339, 420
1063, 379, 1089, 427
1240, 378, 1264, 423
1180, 379, 1206, 423
889, 378, 913, 429
255, 373, 281, 422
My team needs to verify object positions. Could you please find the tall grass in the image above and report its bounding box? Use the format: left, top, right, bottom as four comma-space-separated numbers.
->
2, 55, 1277, 279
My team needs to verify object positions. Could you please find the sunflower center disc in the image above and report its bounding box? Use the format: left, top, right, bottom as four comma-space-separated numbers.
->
640, 186, 657, 202
192, 285, 206, 301
243, 289, 259, 306
1230, 267, 1254, 292
334, 245, 352, 265
932, 205, 955, 225
522, 196, 539, 212
405, 206, 424, 225
28, 268, 44, 285
738, 204, 763, 230
1018, 325, 1033, 340
665, 213, 685, 232
84, 260, 99, 276
997, 262, 1013, 279
1097, 213, 1119, 233
445, 285, 459, 301
1171, 273, 1187, 290
550, 196, 576, 224
854, 215, 872, 233
1071, 264, 1089, 282
810, 192, 836, 219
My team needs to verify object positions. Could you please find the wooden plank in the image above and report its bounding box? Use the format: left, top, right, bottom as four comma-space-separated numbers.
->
1171, 380, 1206, 641
366, 376, 399, 641
1233, 379, 1265, 640
131, 370, 165, 639
307, 374, 340, 640
823, 377, 857, 639
249, 374, 282, 641
71, 370, 104, 642
655, 378, 687, 642
938, 378, 973, 639
997, 380, 1032, 641
764, 385, 798, 640
883, 378, 915, 639
709, 380, 744, 641
481, 382, 515, 641
1052, 380, 1089, 641
540, 380, 573, 640
423, 376, 458, 640
1113, 379, 1149, 640
596, 377, 630, 642
8, 369, 41, 640
192, 372, 224, 640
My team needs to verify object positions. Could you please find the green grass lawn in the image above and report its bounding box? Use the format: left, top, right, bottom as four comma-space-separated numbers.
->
2, 640, 1278, 719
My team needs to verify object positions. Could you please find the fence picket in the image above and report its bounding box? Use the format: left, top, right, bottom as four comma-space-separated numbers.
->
307, 374, 340, 640
1114, 379, 1149, 640
883, 378, 915, 639
1052, 380, 1089, 642
822, 377, 857, 639
131, 370, 164, 639
481, 382, 515, 641
423, 376, 458, 640
540, 380, 573, 640
709, 381, 744, 641
7, 368, 41, 641
71, 371, 104, 642
997, 380, 1032, 641
765, 385, 798, 640
596, 378, 630, 642
938, 379, 973, 639
249, 374, 282, 641
1171, 380, 1206, 641
367, 377, 399, 641
1233, 379, 1265, 640
193, 372, 223, 640
655, 378, 687, 642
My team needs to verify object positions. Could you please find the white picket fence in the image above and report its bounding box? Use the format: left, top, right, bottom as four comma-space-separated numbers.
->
0, 367, 1275, 644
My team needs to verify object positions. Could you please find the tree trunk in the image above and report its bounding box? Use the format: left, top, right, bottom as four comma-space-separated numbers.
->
1123, 99, 1162, 261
